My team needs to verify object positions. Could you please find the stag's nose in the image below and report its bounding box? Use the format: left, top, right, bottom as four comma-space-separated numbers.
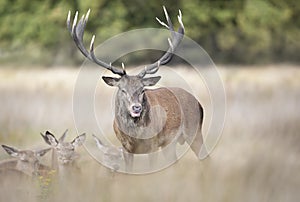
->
132, 104, 142, 113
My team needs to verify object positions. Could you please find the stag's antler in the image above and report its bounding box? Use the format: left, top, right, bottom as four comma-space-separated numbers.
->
138, 6, 185, 78
67, 6, 184, 77
67, 9, 126, 76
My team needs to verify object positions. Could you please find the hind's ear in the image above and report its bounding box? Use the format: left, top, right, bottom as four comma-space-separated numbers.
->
142, 76, 161, 86
36, 148, 51, 157
102, 76, 120, 87
42, 131, 58, 146
72, 133, 86, 147
2, 145, 19, 158
59, 129, 68, 142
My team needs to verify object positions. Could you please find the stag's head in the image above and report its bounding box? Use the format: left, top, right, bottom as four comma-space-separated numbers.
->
40, 130, 86, 164
67, 6, 184, 118
102, 73, 161, 118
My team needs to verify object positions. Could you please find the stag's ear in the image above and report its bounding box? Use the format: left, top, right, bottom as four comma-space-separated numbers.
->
2, 145, 19, 158
142, 76, 161, 86
102, 76, 120, 87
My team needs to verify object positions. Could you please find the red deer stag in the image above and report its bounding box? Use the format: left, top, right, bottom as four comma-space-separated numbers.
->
67, 7, 207, 170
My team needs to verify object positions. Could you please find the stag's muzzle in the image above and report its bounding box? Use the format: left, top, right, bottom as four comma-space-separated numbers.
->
130, 103, 142, 118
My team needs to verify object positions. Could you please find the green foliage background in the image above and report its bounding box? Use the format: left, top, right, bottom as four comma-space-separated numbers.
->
0, 0, 299, 66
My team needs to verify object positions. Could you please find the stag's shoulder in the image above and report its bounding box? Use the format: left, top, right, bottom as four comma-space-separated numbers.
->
145, 87, 179, 104
145, 87, 196, 100
145, 87, 172, 94
148, 87, 202, 112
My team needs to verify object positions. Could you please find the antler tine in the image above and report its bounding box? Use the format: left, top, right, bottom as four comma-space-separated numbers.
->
138, 6, 185, 78
162, 6, 174, 33
89, 35, 126, 75
72, 11, 78, 34
178, 9, 184, 30
67, 11, 72, 32
67, 9, 126, 76
121, 63, 125, 71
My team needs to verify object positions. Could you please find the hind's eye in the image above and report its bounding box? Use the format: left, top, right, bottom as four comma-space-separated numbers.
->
121, 89, 127, 94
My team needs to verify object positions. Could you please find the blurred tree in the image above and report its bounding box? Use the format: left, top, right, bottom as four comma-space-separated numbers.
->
0, 0, 299, 66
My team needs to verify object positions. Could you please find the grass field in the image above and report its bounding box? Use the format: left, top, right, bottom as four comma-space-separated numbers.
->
0, 64, 299, 202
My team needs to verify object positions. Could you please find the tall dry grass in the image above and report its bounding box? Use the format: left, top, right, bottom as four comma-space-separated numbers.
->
0, 65, 299, 202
